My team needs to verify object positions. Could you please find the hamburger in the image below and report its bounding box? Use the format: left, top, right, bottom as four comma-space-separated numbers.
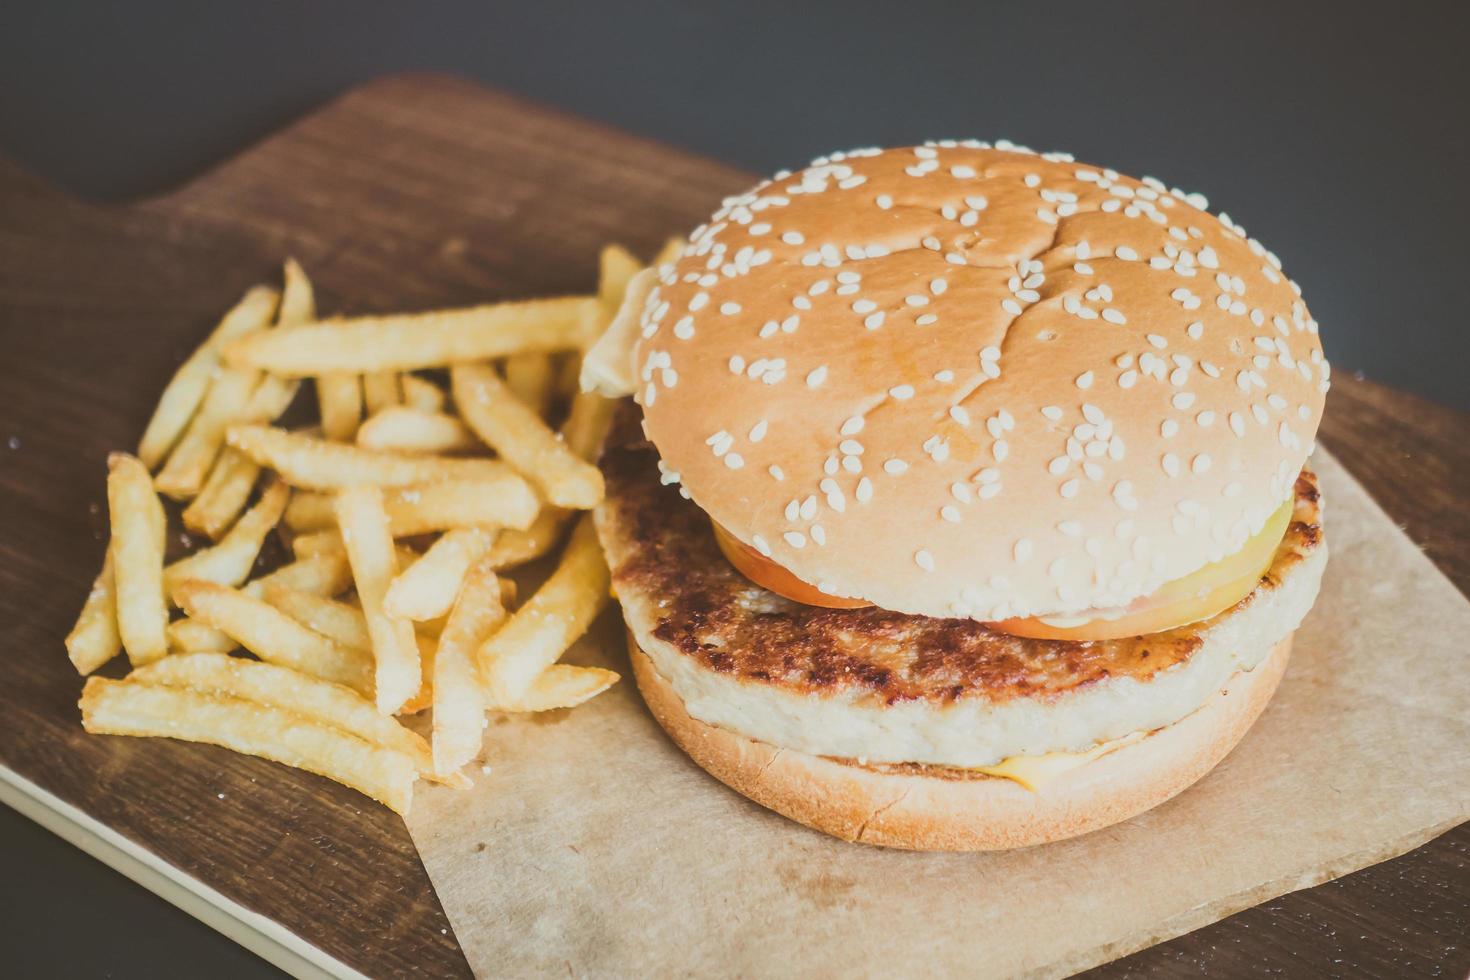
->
584, 141, 1329, 850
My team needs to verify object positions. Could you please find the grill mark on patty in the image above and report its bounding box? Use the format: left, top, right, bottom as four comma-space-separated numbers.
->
598, 401, 1323, 705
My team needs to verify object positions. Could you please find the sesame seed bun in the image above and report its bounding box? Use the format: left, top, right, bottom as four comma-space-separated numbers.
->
633, 142, 1329, 619
630, 632, 1292, 851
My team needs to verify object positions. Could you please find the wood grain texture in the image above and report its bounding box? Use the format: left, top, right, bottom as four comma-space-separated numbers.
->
0, 74, 1463, 977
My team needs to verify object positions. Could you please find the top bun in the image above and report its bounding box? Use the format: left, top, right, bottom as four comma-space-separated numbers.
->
632, 142, 1328, 620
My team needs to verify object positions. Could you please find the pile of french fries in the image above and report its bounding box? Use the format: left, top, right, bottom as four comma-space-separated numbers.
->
65, 243, 668, 815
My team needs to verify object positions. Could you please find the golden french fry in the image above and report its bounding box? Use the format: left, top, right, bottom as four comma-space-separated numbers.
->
504, 354, 554, 418
286, 478, 537, 540
385, 478, 539, 536
397, 634, 438, 715
598, 244, 643, 324
263, 586, 371, 651
107, 453, 168, 665
242, 551, 353, 599
487, 664, 620, 713
561, 390, 615, 464
166, 617, 237, 653
451, 363, 604, 508
335, 486, 420, 714
137, 285, 279, 469
224, 297, 597, 376
479, 515, 609, 703
432, 558, 506, 775
164, 480, 289, 601
356, 407, 479, 455
183, 449, 261, 539
243, 259, 316, 424
291, 529, 342, 559
400, 375, 446, 413
80, 677, 415, 815
362, 371, 402, 414
154, 367, 259, 499
317, 374, 363, 441
226, 425, 514, 490
66, 548, 122, 675
176, 580, 373, 695
130, 653, 432, 774
385, 528, 495, 621
485, 507, 571, 570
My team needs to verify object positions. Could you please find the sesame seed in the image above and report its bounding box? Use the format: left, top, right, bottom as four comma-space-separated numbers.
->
840, 415, 864, 436
1163, 453, 1181, 478
941, 506, 961, 523
889, 384, 915, 400
781, 231, 805, 245
856, 477, 874, 502
1060, 479, 1080, 499
1075, 371, 1095, 389
1102, 308, 1126, 325
1192, 454, 1212, 473
769, 464, 784, 481
915, 550, 935, 572
783, 531, 807, 549
752, 535, 772, 556
1014, 538, 1034, 563
1041, 405, 1063, 421
806, 365, 828, 388
724, 453, 744, 469
864, 311, 886, 329
749, 420, 769, 442
883, 458, 908, 474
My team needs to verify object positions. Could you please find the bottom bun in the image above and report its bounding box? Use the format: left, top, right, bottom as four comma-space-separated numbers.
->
631, 631, 1292, 851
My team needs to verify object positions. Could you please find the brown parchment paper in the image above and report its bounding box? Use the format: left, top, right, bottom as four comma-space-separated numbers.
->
406, 449, 1470, 978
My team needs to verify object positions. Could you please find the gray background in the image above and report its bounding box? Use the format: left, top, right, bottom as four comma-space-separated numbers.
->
1, 1, 1465, 976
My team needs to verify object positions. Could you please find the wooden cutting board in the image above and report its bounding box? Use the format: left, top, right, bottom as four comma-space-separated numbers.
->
0, 74, 1465, 978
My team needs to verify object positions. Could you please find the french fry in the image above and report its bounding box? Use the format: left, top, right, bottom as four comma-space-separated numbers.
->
385, 528, 494, 621
504, 354, 554, 418
130, 653, 432, 774
478, 515, 609, 703
108, 453, 168, 665
176, 580, 373, 695
167, 617, 237, 653
154, 367, 259, 499
263, 587, 371, 651
451, 364, 604, 508
485, 507, 570, 570
80, 677, 416, 815
226, 425, 515, 490
598, 244, 643, 324
164, 480, 289, 601
432, 558, 506, 775
356, 407, 479, 455
286, 479, 537, 542
291, 529, 344, 559
397, 634, 439, 715
224, 297, 597, 376
244, 258, 316, 424
335, 486, 420, 714
362, 371, 403, 414
242, 551, 353, 599
137, 285, 279, 469
561, 390, 616, 464
65, 548, 121, 675
183, 449, 261, 539
400, 375, 446, 413
487, 664, 620, 713
317, 374, 363, 441
284, 490, 335, 532
653, 236, 687, 268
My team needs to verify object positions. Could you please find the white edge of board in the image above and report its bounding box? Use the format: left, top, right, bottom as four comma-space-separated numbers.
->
0, 765, 369, 980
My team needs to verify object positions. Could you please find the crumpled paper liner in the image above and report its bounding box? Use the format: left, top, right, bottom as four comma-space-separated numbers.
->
407, 450, 1470, 978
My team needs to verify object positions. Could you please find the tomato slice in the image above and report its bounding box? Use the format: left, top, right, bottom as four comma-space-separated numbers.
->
711, 522, 873, 609
710, 497, 1293, 637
